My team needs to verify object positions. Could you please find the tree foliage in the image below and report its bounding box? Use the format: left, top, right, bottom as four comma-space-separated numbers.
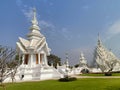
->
74, 64, 79, 68
47, 54, 61, 68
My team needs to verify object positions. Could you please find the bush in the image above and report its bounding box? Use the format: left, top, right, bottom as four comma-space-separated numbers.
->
104, 72, 112, 76
59, 77, 77, 82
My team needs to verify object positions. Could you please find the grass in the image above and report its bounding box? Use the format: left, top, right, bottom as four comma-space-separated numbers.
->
80, 73, 120, 76
1, 78, 120, 90
80, 73, 105, 76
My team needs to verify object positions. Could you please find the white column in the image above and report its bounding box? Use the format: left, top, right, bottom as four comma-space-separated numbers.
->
19, 53, 21, 64
44, 54, 48, 66
38, 53, 40, 65
31, 54, 33, 67
42, 54, 44, 65
22, 55, 25, 65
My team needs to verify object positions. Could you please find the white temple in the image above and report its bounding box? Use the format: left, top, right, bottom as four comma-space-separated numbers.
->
16, 8, 50, 69
4, 8, 62, 82
4, 8, 120, 83
95, 35, 120, 72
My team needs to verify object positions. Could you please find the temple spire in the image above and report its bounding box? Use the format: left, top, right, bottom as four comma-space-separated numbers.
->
28, 8, 43, 40
32, 8, 38, 25
30, 8, 40, 31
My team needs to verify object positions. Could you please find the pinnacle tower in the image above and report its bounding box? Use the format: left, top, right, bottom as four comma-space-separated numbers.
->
27, 8, 43, 40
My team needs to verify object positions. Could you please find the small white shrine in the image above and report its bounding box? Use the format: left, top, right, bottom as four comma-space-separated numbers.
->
57, 53, 71, 76
79, 52, 87, 68
79, 53, 90, 72
4, 8, 62, 82
16, 8, 50, 69
72, 53, 89, 74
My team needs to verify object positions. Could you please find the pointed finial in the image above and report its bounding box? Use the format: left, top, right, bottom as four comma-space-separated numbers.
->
31, 7, 38, 25
80, 52, 83, 56
98, 33, 100, 41
33, 7, 36, 12
65, 52, 69, 67
65, 52, 68, 59
80, 52, 85, 61
33, 7, 36, 19
29, 7, 40, 32
97, 33, 102, 46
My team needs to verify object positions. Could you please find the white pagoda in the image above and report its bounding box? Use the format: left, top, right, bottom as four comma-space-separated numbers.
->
79, 52, 87, 68
95, 35, 120, 72
12, 8, 62, 81
78, 52, 90, 73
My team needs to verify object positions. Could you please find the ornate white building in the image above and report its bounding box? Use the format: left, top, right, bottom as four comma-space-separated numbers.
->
17, 8, 50, 68
4, 8, 62, 82
95, 35, 120, 72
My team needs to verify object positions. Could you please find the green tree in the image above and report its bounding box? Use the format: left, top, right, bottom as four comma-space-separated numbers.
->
74, 64, 79, 68
47, 54, 61, 68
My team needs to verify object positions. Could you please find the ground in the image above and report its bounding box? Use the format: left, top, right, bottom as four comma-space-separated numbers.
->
1, 78, 120, 90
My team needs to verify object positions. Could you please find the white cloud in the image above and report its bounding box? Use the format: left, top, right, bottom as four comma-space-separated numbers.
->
107, 20, 120, 38
39, 20, 55, 30
22, 7, 33, 21
61, 28, 73, 40
16, 0, 73, 41
38, 20, 59, 41
16, 0, 54, 29
16, 0, 33, 21
104, 20, 120, 59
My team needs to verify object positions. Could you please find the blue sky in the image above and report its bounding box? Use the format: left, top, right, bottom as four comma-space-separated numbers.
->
1, 0, 120, 65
